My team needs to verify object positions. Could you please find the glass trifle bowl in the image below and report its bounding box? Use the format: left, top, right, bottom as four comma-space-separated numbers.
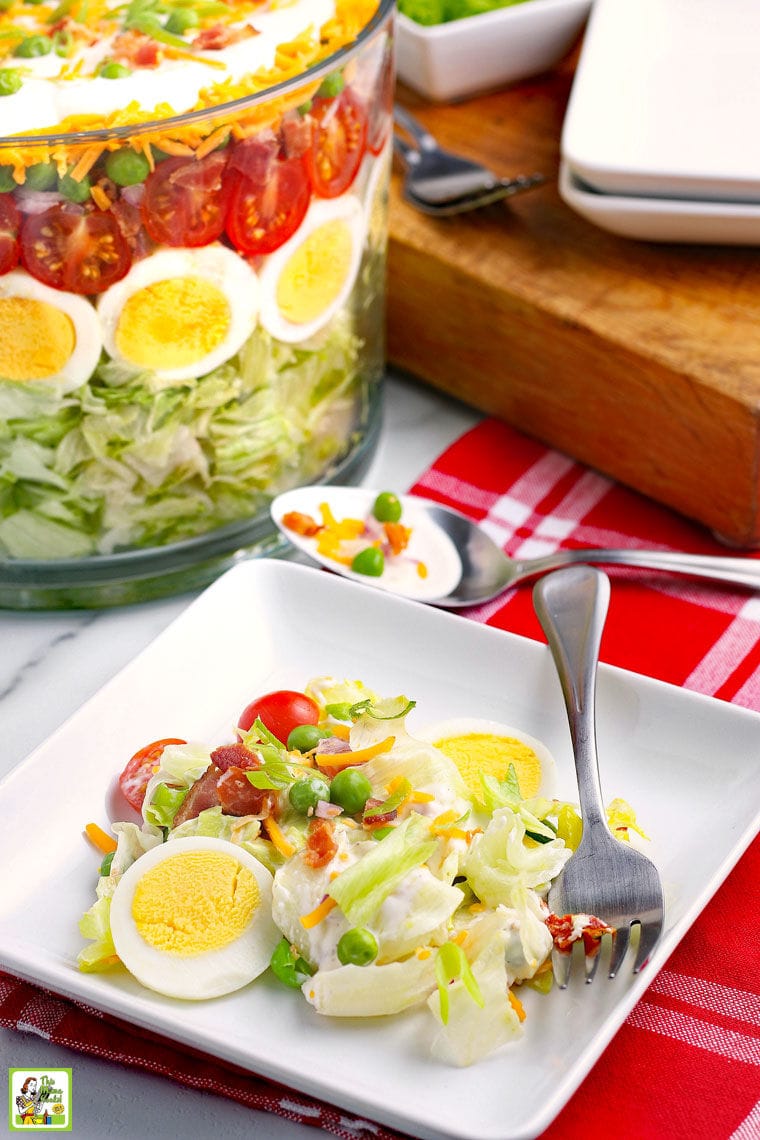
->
0, 0, 393, 608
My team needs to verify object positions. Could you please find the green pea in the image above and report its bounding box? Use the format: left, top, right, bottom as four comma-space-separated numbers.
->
297, 99, 313, 116
25, 162, 58, 191
0, 70, 23, 97
14, 34, 53, 58
99, 850, 115, 877
329, 767, 372, 815
0, 167, 15, 192
287, 723, 329, 753
270, 937, 314, 988
336, 926, 378, 967
288, 775, 331, 815
105, 148, 151, 187
99, 60, 132, 79
165, 6, 199, 33
351, 546, 384, 577
58, 169, 91, 203
372, 490, 402, 523
317, 71, 345, 99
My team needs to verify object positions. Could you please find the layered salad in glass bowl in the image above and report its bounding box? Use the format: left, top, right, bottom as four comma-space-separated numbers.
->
0, 0, 393, 606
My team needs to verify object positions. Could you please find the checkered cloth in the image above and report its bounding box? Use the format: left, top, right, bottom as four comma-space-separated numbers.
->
2, 419, 759, 1140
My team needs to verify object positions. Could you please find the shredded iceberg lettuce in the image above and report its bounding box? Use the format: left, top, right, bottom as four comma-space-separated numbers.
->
0, 318, 361, 558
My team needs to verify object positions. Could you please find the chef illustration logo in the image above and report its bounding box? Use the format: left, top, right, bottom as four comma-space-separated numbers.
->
7, 1069, 72, 1131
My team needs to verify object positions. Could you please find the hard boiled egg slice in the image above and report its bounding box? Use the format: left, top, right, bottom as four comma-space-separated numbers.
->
0, 269, 102, 393
416, 718, 557, 801
97, 245, 259, 383
258, 194, 364, 343
109, 836, 279, 1000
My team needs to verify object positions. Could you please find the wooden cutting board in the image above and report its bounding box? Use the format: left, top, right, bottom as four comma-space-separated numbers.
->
386, 64, 760, 547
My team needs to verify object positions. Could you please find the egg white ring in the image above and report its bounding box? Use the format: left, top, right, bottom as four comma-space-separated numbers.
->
258, 194, 365, 344
96, 245, 260, 383
415, 718, 558, 800
110, 835, 279, 1000
0, 268, 102, 393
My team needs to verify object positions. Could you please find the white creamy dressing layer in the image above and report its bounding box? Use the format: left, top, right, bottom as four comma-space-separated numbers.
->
1, 0, 335, 137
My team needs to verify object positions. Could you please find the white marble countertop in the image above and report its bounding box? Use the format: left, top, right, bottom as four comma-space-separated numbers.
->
0, 371, 481, 1140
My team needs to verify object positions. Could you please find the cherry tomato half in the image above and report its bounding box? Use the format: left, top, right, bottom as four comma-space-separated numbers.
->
238, 689, 320, 744
118, 737, 187, 812
20, 205, 132, 295
140, 151, 230, 247
306, 88, 368, 198
225, 154, 311, 256
0, 194, 20, 275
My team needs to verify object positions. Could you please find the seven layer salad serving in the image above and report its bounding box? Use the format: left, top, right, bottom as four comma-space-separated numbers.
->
0, 0, 392, 588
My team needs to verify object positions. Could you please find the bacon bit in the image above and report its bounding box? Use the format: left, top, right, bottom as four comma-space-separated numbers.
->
112, 30, 161, 69
546, 913, 615, 957
85, 822, 117, 855
314, 735, 395, 773
263, 815, 296, 858
210, 741, 261, 772
217, 766, 273, 817
303, 817, 338, 869
300, 895, 337, 929
508, 989, 526, 1022
192, 22, 257, 51
361, 802, 397, 830
282, 510, 322, 537
384, 521, 411, 556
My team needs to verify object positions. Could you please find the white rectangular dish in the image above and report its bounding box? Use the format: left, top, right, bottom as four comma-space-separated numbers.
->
562, 0, 760, 202
396, 0, 591, 103
0, 559, 759, 1140
559, 161, 760, 245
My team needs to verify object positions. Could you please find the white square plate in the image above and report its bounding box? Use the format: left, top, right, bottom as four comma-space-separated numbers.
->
396, 0, 591, 103
0, 560, 758, 1140
562, 0, 760, 201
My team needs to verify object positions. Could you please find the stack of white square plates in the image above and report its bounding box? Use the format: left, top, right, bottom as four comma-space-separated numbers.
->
560, 0, 760, 243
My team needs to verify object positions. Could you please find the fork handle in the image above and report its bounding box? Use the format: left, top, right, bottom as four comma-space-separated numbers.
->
533, 566, 611, 832
393, 104, 438, 152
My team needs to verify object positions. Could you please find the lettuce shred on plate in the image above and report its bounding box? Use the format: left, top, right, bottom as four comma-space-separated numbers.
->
78, 677, 646, 1067
0, 319, 360, 559
399, 0, 531, 26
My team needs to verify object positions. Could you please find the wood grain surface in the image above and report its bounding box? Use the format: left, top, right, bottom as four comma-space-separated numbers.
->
386, 62, 760, 547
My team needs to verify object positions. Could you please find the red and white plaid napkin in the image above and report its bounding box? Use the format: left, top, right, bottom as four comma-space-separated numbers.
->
2, 418, 759, 1140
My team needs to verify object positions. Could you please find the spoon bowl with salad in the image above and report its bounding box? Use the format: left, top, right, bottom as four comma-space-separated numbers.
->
271, 485, 760, 606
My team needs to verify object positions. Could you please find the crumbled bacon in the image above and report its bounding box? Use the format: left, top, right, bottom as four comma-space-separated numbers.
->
111, 197, 152, 260
172, 765, 221, 826
546, 913, 616, 957
112, 30, 161, 68
280, 112, 313, 159
304, 818, 337, 868
192, 22, 258, 51
217, 766, 274, 817
210, 741, 261, 772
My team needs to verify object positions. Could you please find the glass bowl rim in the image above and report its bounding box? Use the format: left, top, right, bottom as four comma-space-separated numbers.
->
0, 0, 394, 149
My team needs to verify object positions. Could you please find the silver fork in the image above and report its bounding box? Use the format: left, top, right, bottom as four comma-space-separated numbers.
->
393, 104, 545, 216
533, 565, 665, 988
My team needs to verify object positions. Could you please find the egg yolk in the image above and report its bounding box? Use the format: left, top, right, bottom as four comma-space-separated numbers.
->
0, 296, 75, 381
433, 733, 543, 799
276, 219, 353, 325
131, 850, 260, 956
115, 276, 231, 370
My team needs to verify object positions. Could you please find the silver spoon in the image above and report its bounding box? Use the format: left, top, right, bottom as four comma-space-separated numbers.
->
270, 485, 760, 607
